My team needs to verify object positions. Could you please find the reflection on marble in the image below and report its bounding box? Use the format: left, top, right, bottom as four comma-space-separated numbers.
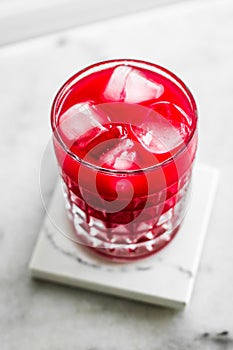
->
1, 0, 233, 349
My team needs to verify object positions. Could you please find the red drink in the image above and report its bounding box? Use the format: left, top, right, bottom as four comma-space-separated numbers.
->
51, 59, 197, 260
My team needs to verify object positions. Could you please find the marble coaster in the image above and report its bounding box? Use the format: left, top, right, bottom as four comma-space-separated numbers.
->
29, 164, 219, 309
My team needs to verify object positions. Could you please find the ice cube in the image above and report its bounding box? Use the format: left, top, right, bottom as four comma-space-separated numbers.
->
103, 66, 131, 102
58, 102, 110, 143
131, 108, 184, 154
113, 150, 136, 170
103, 66, 164, 103
124, 68, 164, 103
152, 101, 191, 139
100, 139, 136, 169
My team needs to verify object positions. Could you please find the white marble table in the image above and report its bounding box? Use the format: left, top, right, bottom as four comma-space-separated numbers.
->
1, 0, 233, 348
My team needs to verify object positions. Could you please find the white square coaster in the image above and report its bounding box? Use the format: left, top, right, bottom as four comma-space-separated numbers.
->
29, 164, 219, 309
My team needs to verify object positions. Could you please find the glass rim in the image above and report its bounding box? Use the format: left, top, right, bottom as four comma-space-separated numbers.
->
51, 58, 198, 175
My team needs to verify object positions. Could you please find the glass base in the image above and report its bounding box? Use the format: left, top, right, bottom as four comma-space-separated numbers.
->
62, 176, 190, 261
75, 224, 180, 261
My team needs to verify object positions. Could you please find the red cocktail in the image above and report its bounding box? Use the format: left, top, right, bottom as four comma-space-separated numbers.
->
51, 59, 197, 260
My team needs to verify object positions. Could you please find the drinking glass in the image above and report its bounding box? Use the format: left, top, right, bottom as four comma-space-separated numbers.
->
51, 59, 198, 260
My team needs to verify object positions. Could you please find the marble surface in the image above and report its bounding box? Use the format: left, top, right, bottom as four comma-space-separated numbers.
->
0, 0, 186, 46
0, 0, 233, 348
